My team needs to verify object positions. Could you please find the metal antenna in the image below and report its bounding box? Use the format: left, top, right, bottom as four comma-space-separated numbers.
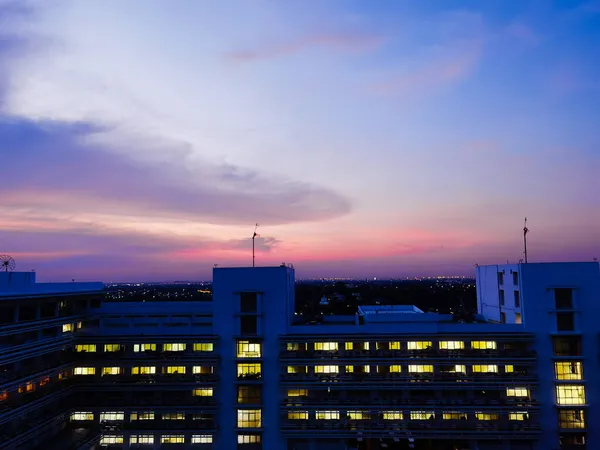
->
252, 223, 259, 267
523, 217, 529, 263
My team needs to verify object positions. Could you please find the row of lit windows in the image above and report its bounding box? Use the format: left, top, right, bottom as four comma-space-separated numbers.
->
100, 434, 261, 445
74, 343, 214, 353
62, 322, 83, 333
286, 411, 529, 421
556, 385, 586, 405
287, 364, 516, 374
74, 410, 215, 421
73, 366, 214, 376
289, 341, 499, 351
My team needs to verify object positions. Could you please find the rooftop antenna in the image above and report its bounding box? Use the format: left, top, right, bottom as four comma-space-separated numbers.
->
252, 223, 259, 267
0, 255, 16, 272
523, 217, 529, 263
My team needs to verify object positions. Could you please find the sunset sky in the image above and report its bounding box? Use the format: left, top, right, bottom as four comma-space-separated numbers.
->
1, 0, 599, 281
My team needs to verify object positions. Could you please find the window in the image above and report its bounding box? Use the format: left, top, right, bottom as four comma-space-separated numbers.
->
556, 385, 586, 405
314, 342, 338, 351
287, 366, 307, 374
552, 336, 581, 356
347, 411, 369, 420
314, 365, 338, 374
506, 387, 529, 397
240, 316, 257, 335
102, 367, 120, 376
407, 341, 432, 350
100, 436, 124, 445
471, 341, 496, 350
389, 365, 402, 373
509, 412, 528, 421
130, 435, 154, 444
75, 344, 96, 352
345, 342, 369, 350
133, 343, 156, 352
476, 412, 499, 420
163, 413, 185, 420
237, 340, 262, 358
512, 272, 519, 285
288, 411, 308, 420
499, 290, 505, 306
0, 391, 7, 402
132, 366, 156, 375
62, 323, 74, 333
193, 388, 214, 397
131, 412, 154, 420
74, 367, 95, 375
389, 341, 401, 350
408, 365, 433, 373
238, 363, 261, 378
192, 435, 213, 444
382, 411, 403, 420
498, 272, 504, 285
559, 410, 585, 429
40, 376, 50, 386
500, 312, 506, 323
411, 411, 434, 420
557, 313, 575, 331
287, 389, 308, 397
346, 365, 370, 373
166, 366, 186, 374
555, 362, 583, 380
515, 312, 522, 324
505, 365, 514, 373
237, 409, 261, 428
514, 291, 520, 307
193, 366, 213, 374
240, 292, 257, 313
163, 343, 186, 352
439, 341, 464, 350
316, 411, 339, 420
555, 288, 573, 309
238, 435, 261, 444
161, 435, 185, 444
238, 386, 261, 404
472, 365, 498, 373
100, 412, 124, 421
71, 412, 94, 421
194, 342, 214, 352
104, 344, 121, 352
442, 412, 465, 420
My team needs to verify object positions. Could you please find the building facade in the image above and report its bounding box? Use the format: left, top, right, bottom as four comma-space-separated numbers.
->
0, 262, 597, 450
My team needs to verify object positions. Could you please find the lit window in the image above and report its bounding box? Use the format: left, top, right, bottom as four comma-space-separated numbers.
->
555, 362, 583, 380
509, 412, 528, 421
163, 343, 186, 352
237, 409, 261, 428
77, 321, 83, 329
161, 435, 184, 443
62, 323, 74, 333
472, 365, 498, 373
130, 412, 154, 420
39, 376, 50, 386
407, 341, 432, 350
131, 366, 156, 375
191, 435, 213, 444
163, 413, 185, 420
287, 389, 308, 397
476, 412, 499, 420
556, 385, 586, 405
411, 411, 434, 420
193, 388, 213, 397
18, 382, 35, 394
505, 365, 514, 373
100, 412, 124, 421
453, 365, 466, 374
287, 343, 300, 351
345, 365, 369, 373
314, 342, 338, 351
237, 340, 262, 358
75, 344, 96, 352
345, 342, 369, 350
348, 411, 369, 420
133, 344, 156, 352
515, 312, 522, 324
74, 367, 95, 375
408, 365, 434, 373
71, 412, 94, 421
314, 365, 339, 374
287, 366, 307, 374
104, 344, 121, 352
439, 341, 464, 350
166, 366, 186, 374
383, 411, 403, 420
238, 363, 261, 377
0, 391, 7, 402
288, 411, 308, 420
442, 412, 465, 420
130, 435, 154, 444
389, 365, 402, 373
389, 342, 402, 350
238, 435, 261, 444
194, 343, 214, 352
345, 342, 353, 350
102, 367, 120, 376
316, 411, 339, 420
193, 366, 213, 374
100, 435, 124, 445
471, 341, 496, 350
506, 387, 529, 398
559, 410, 585, 429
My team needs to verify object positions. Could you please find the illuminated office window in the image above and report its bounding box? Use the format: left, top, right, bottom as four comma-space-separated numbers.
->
506, 387, 529, 398
100, 436, 124, 445
71, 412, 94, 421
471, 341, 497, 350
0, 391, 7, 402
193, 388, 214, 397
131, 366, 155, 375
287, 366, 307, 374
237, 409, 261, 428
472, 365, 498, 373
408, 365, 434, 373
345, 342, 369, 350
515, 312, 522, 324
407, 341, 432, 350
238, 435, 261, 444
194, 343, 214, 352
476, 412, 499, 420
316, 411, 339, 420
191, 435, 213, 444
559, 410, 585, 429
104, 344, 121, 352
287, 343, 300, 351
39, 376, 50, 386
345, 342, 353, 350
74, 367, 95, 375
166, 366, 186, 374
100, 412, 124, 421
555, 362, 583, 380
130, 412, 155, 421
163, 343, 186, 352
389, 342, 402, 350
162, 413, 185, 420
75, 344, 96, 352
314, 365, 339, 374
453, 365, 466, 373
238, 363, 261, 377
130, 435, 154, 444
505, 365, 514, 373
192, 366, 213, 374
509, 412, 528, 421
347, 411, 369, 420
62, 323, 74, 333
389, 365, 402, 373
556, 385, 586, 405
133, 343, 156, 352
161, 435, 185, 443
77, 321, 83, 329
443, 412, 465, 420
383, 411, 403, 420
102, 367, 120, 376
411, 411, 434, 420
287, 389, 308, 397
345, 365, 370, 373
439, 341, 464, 350
237, 340, 262, 358
288, 411, 308, 420
314, 342, 338, 351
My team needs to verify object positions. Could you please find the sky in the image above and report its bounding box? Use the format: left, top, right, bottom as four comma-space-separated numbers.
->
1, 0, 599, 281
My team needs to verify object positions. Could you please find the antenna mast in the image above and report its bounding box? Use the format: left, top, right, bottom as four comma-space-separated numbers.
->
252, 223, 259, 267
523, 217, 529, 263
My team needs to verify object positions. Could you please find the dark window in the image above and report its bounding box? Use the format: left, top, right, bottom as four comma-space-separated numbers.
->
500, 312, 506, 324
514, 291, 520, 307
512, 272, 519, 285
237, 386, 262, 404
557, 312, 575, 331
559, 432, 586, 446
552, 336, 581, 356
498, 272, 504, 285
499, 290, 505, 306
241, 316, 257, 335
240, 293, 257, 313
555, 288, 573, 309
